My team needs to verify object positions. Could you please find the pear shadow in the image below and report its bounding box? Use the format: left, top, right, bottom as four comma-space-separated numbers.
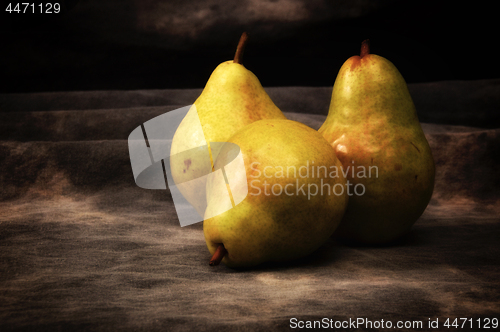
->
332, 228, 423, 248
209, 238, 351, 273
204, 228, 428, 272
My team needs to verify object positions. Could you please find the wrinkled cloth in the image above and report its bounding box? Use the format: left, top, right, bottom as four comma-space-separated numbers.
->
0, 80, 499, 331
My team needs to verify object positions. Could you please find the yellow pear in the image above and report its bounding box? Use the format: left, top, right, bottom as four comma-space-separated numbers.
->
319, 40, 435, 244
204, 119, 348, 268
170, 33, 286, 217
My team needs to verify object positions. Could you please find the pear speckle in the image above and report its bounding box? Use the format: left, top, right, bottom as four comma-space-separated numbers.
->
183, 159, 192, 173
411, 142, 420, 153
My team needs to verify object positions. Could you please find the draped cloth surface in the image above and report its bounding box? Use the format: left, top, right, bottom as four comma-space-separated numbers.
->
1, 80, 499, 331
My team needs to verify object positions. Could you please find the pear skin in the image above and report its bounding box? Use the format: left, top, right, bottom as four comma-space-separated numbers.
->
170, 33, 286, 218
204, 119, 348, 268
319, 40, 435, 244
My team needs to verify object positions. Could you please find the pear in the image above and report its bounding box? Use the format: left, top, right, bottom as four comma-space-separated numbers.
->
170, 33, 286, 217
318, 40, 435, 244
204, 119, 348, 268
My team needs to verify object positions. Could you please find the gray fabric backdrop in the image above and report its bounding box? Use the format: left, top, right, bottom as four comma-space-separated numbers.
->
0, 80, 499, 331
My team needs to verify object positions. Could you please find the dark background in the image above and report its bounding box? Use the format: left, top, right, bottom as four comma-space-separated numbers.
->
0, 0, 497, 93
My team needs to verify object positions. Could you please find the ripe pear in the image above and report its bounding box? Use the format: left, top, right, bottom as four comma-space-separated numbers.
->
318, 40, 435, 244
170, 33, 286, 217
204, 119, 348, 268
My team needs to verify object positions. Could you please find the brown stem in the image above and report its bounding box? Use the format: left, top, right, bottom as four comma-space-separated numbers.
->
209, 244, 227, 266
233, 32, 249, 64
360, 39, 370, 58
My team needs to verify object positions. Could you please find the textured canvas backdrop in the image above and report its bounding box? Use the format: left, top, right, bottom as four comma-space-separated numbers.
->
0, 79, 499, 331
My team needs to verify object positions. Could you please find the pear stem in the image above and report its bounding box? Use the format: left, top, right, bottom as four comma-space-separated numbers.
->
209, 244, 227, 266
360, 39, 370, 58
233, 32, 249, 64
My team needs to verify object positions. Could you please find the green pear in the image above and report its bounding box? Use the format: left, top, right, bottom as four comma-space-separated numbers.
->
204, 119, 348, 268
318, 40, 435, 244
170, 33, 286, 217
